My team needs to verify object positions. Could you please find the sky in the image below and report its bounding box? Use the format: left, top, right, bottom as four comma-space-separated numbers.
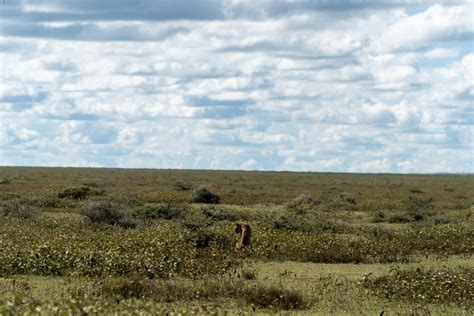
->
0, 0, 473, 173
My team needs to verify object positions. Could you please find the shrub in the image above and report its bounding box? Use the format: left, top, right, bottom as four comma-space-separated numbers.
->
174, 181, 193, 191
286, 193, 321, 214
133, 203, 186, 220
326, 193, 358, 210
388, 213, 412, 223
183, 228, 233, 249
100, 276, 156, 299
412, 212, 425, 221
403, 196, 434, 212
191, 187, 220, 204
80, 199, 137, 228
241, 269, 257, 280
242, 285, 307, 310
82, 182, 99, 188
200, 205, 239, 221
58, 186, 91, 199
433, 217, 451, 225
265, 213, 341, 233
179, 211, 211, 230
100, 277, 189, 302
371, 211, 386, 223
1, 195, 69, 210
1, 200, 40, 219
22, 195, 68, 208
0, 178, 10, 184
339, 193, 357, 205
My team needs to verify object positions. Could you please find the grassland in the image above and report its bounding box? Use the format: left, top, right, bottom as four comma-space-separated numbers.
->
0, 166, 473, 314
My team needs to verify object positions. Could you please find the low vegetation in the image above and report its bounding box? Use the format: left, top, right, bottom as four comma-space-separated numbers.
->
0, 166, 472, 313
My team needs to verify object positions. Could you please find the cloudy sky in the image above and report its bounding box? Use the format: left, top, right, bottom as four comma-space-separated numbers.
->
0, 0, 473, 173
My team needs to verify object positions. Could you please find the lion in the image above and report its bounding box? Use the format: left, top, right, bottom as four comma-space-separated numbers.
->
235, 222, 251, 250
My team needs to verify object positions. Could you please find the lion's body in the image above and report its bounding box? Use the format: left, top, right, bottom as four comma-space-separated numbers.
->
235, 222, 251, 250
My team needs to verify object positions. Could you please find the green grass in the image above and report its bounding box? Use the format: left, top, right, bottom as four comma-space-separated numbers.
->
0, 166, 472, 314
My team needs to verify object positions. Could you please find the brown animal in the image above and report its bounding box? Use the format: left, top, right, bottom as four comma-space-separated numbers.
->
235, 222, 251, 250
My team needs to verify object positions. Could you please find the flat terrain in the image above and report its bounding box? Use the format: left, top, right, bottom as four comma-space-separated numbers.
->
0, 167, 473, 314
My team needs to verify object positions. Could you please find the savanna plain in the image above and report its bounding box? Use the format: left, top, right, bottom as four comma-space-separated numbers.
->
0, 167, 472, 315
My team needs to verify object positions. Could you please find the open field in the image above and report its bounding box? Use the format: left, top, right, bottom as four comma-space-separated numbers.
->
0, 166, 473, 314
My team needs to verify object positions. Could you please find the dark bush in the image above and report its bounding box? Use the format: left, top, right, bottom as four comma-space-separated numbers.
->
80, 199, 137, 228
133, 203, 186, 220
200, 205, 239, 221
242, 285, 307, 310
191, 187, 220, 204
58, 186, 91, 199
0, 178, 10, 184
